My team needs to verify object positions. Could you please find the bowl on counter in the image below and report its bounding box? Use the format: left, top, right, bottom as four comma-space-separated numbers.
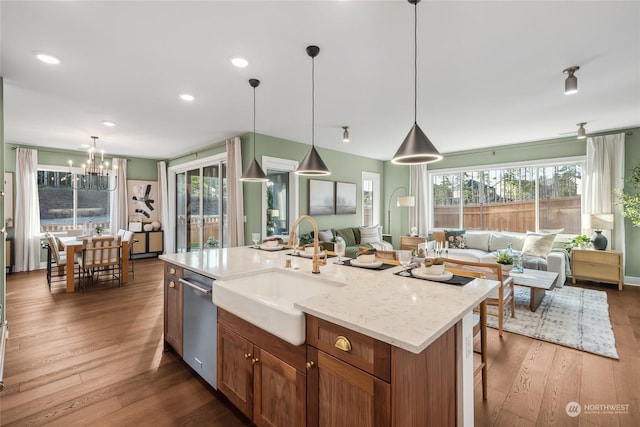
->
356, 254, 376, 264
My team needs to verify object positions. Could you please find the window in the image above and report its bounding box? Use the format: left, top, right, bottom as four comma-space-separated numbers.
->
38, 167, 111, 233
430, 159, 583, 234
261, 156, 299, 238
362, 172, 380, 227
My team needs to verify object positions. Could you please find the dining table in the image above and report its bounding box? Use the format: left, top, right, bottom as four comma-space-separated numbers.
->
59, 236, 129, 292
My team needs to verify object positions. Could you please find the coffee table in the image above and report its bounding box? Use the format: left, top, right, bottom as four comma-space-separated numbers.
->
509, 268, 559, 312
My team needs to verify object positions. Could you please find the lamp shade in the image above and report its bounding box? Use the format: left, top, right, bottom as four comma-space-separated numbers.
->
397, 196, 415, 207
241, 158, 268, 182
589, 213, 614, 230
392, 123, 443, 165
295, 145, 330, 176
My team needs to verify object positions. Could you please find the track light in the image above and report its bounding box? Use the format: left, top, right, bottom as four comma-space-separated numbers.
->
576, 122, 587, 139
563, 66, 580, 95
342, 126, 350, 143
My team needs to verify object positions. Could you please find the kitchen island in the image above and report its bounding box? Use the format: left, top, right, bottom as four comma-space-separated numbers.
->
161, 247, 499, 427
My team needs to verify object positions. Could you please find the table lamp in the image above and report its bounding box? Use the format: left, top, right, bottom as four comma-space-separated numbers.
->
589, 213, 614, 250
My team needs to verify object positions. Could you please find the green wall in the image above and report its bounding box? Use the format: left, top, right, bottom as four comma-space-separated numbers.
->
242, 133, 386, 243
423, 127, 640, 280
4, 143, 159, 181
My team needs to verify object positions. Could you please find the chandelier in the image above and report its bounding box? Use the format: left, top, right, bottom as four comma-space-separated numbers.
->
68, 136, 117, 191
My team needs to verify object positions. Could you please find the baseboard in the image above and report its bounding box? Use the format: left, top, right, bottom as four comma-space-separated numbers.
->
623, 276, 640, 287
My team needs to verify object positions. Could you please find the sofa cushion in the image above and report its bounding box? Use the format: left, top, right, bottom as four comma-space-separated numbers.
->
359, 225, 380, 244
318, 229, 334, 242
489, 232, 526, 252
445, 229, 466, 249
522, 232, 556, 259
465, 231, 491, 252
448, 249, 489, 263
335, 228, 357, 246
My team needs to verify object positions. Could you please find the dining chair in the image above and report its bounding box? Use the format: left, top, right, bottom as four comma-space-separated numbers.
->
43, 233, 75, 290
444, 259, 515, 337
446, 267, 488, 400
121, 230, 136, 277
375, 249, 398, 262
77, 236, 122, 293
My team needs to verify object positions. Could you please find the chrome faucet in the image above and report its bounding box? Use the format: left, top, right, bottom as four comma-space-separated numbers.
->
288, 215, 326, 274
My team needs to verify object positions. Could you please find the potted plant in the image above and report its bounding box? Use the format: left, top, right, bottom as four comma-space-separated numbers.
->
94, 224, 104, 235
615, 162, 640, 227
566, 234, 591, 252
496, 252, 514, 273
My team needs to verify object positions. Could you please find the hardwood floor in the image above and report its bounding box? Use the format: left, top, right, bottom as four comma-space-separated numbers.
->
1, 259, 638, 426
0, 259, 251, 427
474, 282, 640, 427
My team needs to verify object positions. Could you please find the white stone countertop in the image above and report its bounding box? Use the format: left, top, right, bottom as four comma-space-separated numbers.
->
160, 247, 499, 354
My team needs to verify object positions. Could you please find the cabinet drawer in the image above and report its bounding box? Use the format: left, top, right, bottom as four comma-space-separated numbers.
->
165, 263, 183, 278
574, 262, 620, 283
572, 249, 620, 265
306, 315, 390, 382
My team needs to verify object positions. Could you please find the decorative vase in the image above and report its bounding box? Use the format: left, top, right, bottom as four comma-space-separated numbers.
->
591, 230, 607, 250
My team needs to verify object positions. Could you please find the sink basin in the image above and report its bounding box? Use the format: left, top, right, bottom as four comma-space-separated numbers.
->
212, 269, 344, 345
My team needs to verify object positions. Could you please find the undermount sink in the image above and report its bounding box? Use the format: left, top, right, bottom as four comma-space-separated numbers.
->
212, 269, 344, 345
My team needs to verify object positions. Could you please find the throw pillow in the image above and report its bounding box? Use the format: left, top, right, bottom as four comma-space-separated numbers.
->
444, 229, 466, 249
318, 229, 334, 242
521, 233, 556, 259
464, 231, 490, 251
335, 228, 356, 247
359, 226, 380, 244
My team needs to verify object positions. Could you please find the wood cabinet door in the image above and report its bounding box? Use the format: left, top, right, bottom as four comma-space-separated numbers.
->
253, 347, 306, 427
148, 231, 164, 253
133, 232, 147, 254
218, 325, 254, 419
307, 347, 390, 427
164, 276, 183, 356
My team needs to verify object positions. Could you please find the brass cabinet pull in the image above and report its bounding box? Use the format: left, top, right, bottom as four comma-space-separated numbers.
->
244, 353, 252, 359
251, 358, 259, 365
306, 361, 315, 370
169, 281, 176, 288
169, 267, 176, 275
334, 335, 352, 352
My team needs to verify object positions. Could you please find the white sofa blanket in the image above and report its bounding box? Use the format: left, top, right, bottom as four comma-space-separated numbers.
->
429, 230, 567, 288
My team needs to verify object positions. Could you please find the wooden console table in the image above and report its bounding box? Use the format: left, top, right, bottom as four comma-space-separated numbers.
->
571, 248, 623, 290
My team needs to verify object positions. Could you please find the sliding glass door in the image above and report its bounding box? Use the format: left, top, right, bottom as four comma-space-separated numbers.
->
174, 159, 227, 252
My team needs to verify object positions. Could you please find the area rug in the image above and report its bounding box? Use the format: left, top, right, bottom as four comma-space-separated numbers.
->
486, 285, 618, 359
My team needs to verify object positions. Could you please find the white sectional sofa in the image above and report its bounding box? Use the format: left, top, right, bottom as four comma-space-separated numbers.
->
429, 230, 567, 288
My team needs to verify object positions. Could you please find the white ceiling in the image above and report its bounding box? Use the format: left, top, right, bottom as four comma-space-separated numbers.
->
2, 1, 639, 161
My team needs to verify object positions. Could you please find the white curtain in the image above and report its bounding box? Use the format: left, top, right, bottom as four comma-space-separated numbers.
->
583, 133, 625, 265
109, 158, 128, 233
157, 161, 169, 253
409, 164, 429, 236
226, 137, 244, 246
15, 148, 41, 272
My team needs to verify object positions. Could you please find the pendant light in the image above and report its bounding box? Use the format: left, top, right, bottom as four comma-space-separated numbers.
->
240, 78, 268, 182
342, 126, 350, 142
295, 45, 330, 176
392, 0, 442, 165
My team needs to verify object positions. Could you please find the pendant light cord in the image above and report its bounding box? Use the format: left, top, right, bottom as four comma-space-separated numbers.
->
311, 55, 315, 147
413, 0, 417, 124
253, 86, 257, 159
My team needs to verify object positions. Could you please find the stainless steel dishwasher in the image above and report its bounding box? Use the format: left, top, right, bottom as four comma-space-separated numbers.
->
180, 269, 217, 389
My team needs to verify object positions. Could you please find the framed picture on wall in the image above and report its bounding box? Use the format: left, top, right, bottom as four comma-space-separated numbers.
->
127, 180, 159, 222
335, 182, 357, 214
308, 179, 334, 215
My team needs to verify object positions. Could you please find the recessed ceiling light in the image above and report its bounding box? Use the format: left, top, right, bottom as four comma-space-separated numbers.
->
230, 57, 249, 68
179, 93, 195, 101
35, 52, 61, 65
102, 121, 116, 127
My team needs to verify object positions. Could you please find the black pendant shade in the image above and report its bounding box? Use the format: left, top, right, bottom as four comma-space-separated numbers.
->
241, 78, 268, 182
295, 45, 330, 176
392, 122, 443, 165
296, 145, 330, 176
391, 0, 442, 165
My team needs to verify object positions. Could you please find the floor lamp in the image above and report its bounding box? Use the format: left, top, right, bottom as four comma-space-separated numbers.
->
387, 187, 415, 234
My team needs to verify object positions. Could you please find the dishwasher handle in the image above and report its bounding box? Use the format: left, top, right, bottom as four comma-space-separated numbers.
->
179, 278, 212, 295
